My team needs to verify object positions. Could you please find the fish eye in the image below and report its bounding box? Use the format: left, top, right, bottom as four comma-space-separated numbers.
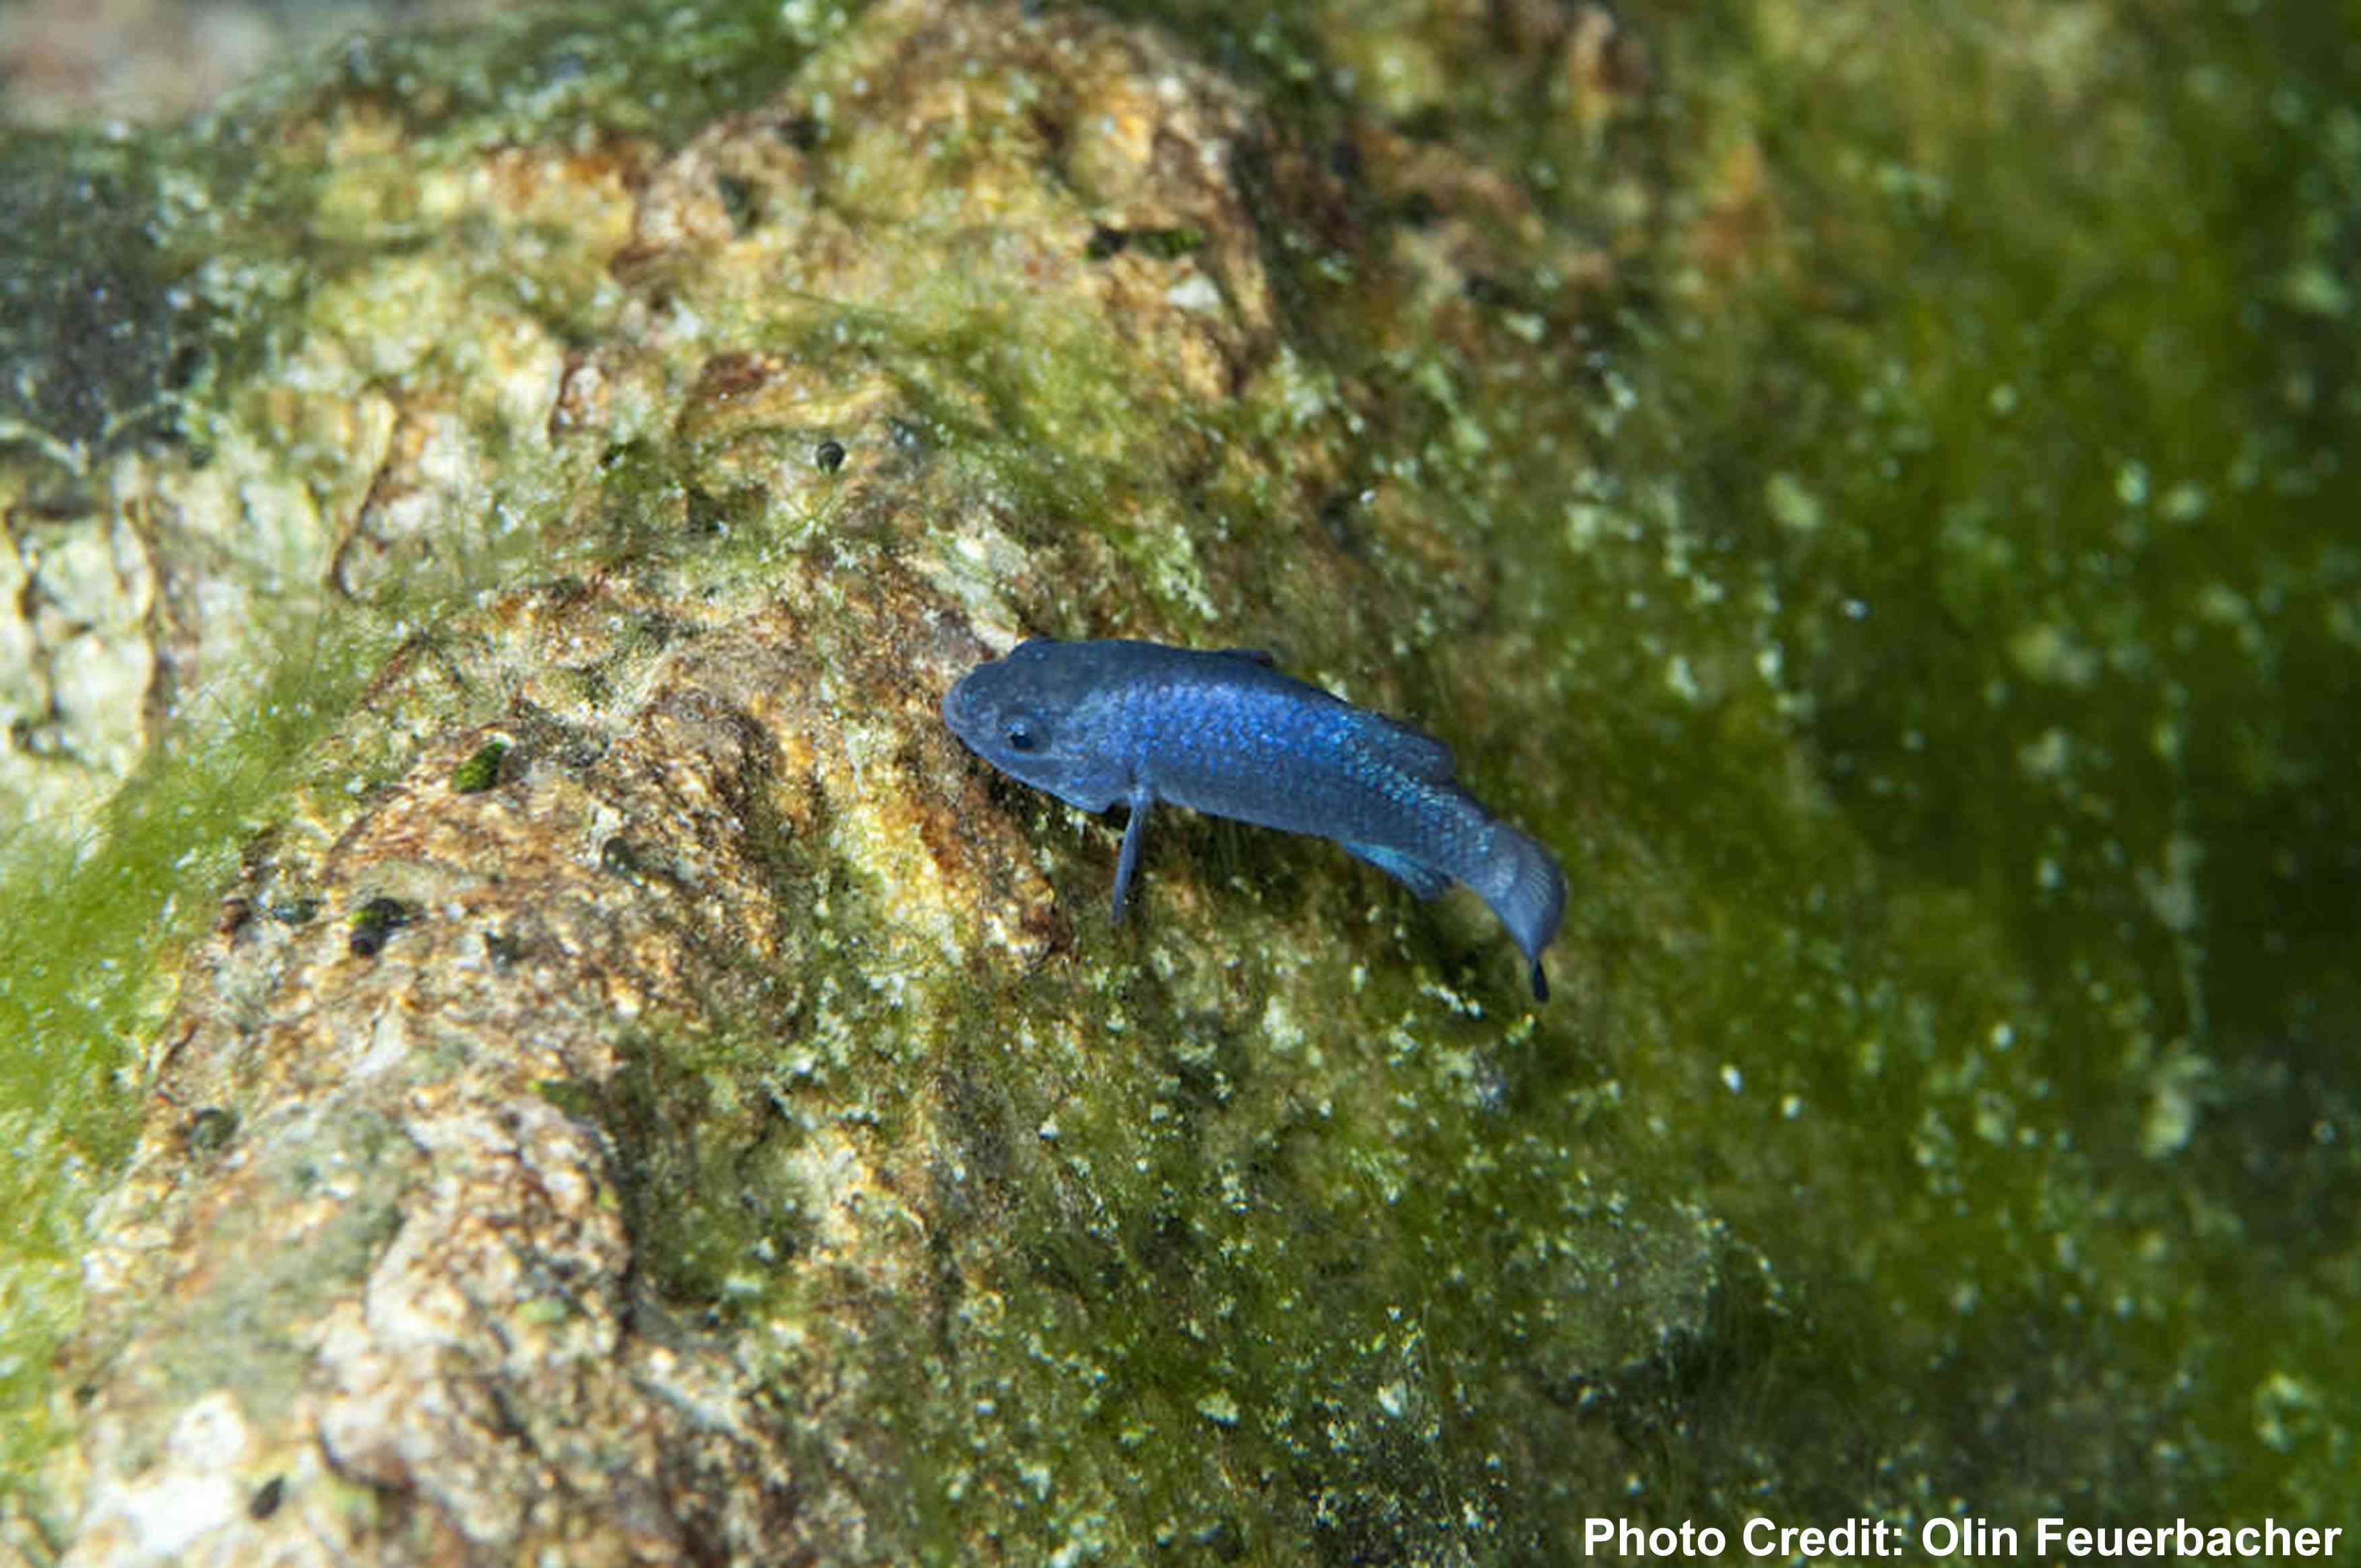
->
1003, 712, 1046, 753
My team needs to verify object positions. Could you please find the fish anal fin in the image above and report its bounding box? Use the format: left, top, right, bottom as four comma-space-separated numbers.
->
1343, 842, 1453, 900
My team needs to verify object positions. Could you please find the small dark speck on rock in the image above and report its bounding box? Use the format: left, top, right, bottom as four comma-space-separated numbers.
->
1317, 490, 1361, 551
1463, 272, 1519, 308
1199, 1517, 1245, 1562
715, 173, 760, 235
184, 1106, 238, 1156
247, 1476, 285, 1521
1085, 224, 1128, 260
1130, 226, 1205, 261
484, 930, 525, 970
349, 897, 414, 958
815, 438, 846, 472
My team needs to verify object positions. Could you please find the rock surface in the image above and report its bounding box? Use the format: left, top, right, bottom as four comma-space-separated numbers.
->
23, 3, 1698, 1561
4, 0, 2353, 1561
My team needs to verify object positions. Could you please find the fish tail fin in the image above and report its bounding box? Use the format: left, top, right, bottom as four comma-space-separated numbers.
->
1477, 822, 1566, 1001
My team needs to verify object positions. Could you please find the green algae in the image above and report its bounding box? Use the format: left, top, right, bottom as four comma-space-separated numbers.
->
447, 736, 510, 792
1642, 0, 2361, 1522
0, 620, 396, 1503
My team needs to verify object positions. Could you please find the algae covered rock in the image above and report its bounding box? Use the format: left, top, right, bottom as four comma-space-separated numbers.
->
17, 3, 1701, 1561
3, 0, 2353, 1561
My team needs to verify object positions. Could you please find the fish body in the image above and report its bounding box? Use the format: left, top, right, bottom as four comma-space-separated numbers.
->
942, 637, 1565, 998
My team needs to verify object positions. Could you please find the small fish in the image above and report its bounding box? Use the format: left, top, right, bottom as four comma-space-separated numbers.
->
942, 637, 1566, 998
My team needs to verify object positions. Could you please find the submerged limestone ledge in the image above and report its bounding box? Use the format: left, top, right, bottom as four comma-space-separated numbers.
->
4, 0, 2350, 1561
16, 3, 1699, 1560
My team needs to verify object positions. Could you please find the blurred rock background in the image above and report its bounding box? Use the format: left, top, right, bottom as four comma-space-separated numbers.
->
1, 0, 489, 128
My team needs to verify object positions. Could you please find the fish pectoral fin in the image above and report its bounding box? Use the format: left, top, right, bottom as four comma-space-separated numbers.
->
1112, 788, 1154, 923
1342, 842, 1453, 900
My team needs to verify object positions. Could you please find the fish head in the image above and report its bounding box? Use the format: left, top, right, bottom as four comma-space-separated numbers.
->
942, 638, 1127, 811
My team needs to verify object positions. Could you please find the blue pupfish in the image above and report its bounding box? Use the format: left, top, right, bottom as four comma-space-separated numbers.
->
942, 637, 1566, 999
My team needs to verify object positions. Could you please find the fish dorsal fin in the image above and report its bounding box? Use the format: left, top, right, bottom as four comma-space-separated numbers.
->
1344, 708, 1456, 781
1210, 644, 1457, 780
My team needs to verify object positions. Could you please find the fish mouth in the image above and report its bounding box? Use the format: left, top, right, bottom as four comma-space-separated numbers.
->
940, 672, 983, 743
